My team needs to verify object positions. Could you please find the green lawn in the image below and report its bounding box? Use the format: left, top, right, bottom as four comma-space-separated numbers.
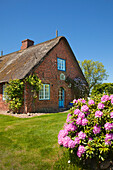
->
0, 112, 81, 170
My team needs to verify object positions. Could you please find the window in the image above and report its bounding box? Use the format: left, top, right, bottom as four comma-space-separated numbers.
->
2, 84, 6, 101
57, 58, 66, 71
39, 84, 50, 100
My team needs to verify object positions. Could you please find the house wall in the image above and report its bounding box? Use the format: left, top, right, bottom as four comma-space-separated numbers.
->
25, 38, 86, 113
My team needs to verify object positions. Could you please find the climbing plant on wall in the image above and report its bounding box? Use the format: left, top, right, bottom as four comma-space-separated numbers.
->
65, 76, 89, 99
4, 74, 42, 113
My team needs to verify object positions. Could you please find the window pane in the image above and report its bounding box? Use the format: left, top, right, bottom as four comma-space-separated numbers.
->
45, 85, 49, 99
39, 85, 44, 99
3, 85, 6, 101
57, 58, 65, 71
39, 84, 50, 100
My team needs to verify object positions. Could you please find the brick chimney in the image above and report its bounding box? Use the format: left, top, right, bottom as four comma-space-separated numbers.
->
21, 39, 34, 50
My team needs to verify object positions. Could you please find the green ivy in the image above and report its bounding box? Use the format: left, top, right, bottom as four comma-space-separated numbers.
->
4, 74, 42, 113
25, 74, 42, 98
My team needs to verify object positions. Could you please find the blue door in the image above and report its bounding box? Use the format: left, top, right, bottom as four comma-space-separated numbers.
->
59, 87, 65, 108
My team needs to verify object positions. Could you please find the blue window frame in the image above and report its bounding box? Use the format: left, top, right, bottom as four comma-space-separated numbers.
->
39, 84, 50, 100
57, 58, 66, 71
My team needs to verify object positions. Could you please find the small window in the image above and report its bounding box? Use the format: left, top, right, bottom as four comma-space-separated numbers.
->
39, 84, 50, 100
57, 58, 66, 71
3, 84, 6, 101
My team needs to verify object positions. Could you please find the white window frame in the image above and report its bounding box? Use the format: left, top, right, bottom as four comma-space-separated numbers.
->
2, 84, 6, 101
39, 84, 50, 100
57, 58, 66, 71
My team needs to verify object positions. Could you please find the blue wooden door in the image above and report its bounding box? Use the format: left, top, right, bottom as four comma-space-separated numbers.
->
59, 87, 64, 108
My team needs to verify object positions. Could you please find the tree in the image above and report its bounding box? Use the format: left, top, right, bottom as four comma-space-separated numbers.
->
79, 59, 108, 93
91, 83, 113, 96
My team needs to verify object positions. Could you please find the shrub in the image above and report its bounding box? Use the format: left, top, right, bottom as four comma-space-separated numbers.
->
58, 94, 113, 165
4, 79, 24, 112
4, 74, 42, 113
91, 83, 113, 96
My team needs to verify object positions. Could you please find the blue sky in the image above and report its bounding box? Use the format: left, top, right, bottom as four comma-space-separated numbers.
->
0, 0, 113, 83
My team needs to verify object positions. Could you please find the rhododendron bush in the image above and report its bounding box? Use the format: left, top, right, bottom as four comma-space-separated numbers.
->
58, 94, 113, 162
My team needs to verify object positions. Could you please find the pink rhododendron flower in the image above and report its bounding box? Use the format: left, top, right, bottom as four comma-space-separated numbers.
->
88, 100, 95, 105
93, 125, 101, 134
81, 105, 89, 112
63, 136, 71, 147
82, 118, 88, 126
65, 123, 77, 132
74, 137, 80, 144
78, 98, 82, 102
58, 129, 68, 138
104, 122, 112, 131
95, 111, 103, 118
58, 137, 64, 145
111, 133, 113, 140
68, 140, 76, 148
66, 113, 72, 123
98, 103, 105, 109
73, 99, 78, 104
105, 133, 112, 140
105, 133, 113, 145
105, 140, 111, 145
88, 137, 93, 141
78, 112, 85, 119
110, 95, 113, 99
101, 95, 110, 102
81, 99, 86, 104
78, 131, 86, 140
111, 99, 113, 105
76, 117, 82, 125
77, 145, 86, 157
74, 109, 81, 115
78, 99, 86, 104
110, 112, 113, 118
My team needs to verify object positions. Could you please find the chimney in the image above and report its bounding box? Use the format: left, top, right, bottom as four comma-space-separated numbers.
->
56, 30, 58, 37
21, 39, 34, 50
1, 51, 3, 56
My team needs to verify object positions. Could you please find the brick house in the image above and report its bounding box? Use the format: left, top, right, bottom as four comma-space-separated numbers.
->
0, 36, 88, 113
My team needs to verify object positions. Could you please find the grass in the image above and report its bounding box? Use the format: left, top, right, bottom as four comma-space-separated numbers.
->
0, 112, 81, 170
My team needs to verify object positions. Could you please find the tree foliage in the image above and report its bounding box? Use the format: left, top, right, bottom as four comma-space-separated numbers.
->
91, 83, 113, 96
79, 60, 108, 92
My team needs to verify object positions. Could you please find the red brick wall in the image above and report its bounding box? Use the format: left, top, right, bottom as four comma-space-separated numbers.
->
25, 38, 86, 113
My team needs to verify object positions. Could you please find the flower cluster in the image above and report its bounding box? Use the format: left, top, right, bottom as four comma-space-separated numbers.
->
105, 133, 113, 145
95, 111, 103, 118
93, 124, 101, 134
88, 99, 95, 105
58, 94, 113, 161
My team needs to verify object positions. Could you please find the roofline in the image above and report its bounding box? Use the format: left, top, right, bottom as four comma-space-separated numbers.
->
0, 36, 64, 59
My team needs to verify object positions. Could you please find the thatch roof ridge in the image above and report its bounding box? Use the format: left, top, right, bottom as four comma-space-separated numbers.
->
0, 36, 63, 59
0, 36, 64, 83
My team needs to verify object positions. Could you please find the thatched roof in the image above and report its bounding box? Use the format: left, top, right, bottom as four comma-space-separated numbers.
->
0, 36, 64, 83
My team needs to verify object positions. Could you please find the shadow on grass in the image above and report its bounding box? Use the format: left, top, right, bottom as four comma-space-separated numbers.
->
53, 149, 83, 170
